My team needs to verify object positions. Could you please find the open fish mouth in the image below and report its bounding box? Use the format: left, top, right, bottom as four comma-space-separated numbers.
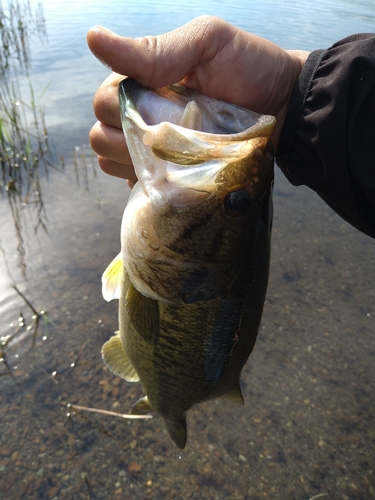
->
119, 78, 275, 136
118, 78, 275, 204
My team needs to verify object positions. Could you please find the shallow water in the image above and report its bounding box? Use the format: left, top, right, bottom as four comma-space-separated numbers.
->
0, 1, 374, 499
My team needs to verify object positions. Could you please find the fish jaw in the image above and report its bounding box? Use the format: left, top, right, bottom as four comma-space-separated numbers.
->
119, 78, 275, 200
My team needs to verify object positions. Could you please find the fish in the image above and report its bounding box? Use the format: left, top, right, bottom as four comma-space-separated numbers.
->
101, 78, 276, 449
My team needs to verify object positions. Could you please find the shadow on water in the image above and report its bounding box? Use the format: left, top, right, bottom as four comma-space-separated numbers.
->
0, 2, 374, 500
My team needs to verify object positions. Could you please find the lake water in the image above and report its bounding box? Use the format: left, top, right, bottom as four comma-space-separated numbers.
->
0, 1, 374, 499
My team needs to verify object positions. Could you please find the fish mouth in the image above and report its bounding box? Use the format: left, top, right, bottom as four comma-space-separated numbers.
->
119, 78, 274, 137
118, 78, 275, 205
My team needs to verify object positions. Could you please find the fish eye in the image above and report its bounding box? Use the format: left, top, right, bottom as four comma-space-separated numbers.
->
224, 190, 252, 219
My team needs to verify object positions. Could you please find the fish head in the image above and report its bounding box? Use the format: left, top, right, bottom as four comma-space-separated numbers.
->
119, 79, 276, 304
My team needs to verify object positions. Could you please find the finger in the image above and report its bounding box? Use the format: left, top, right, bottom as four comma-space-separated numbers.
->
97, 156, 137, 182
92, 72, 124, 128
86, 16, 234, 88
89, 121, 131, 165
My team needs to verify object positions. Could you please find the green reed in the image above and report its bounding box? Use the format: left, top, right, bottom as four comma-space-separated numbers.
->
0, 1, 52, 282
0, 1, 49, 218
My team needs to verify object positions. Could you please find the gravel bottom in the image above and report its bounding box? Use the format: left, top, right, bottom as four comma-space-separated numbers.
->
0, 168, 374, 500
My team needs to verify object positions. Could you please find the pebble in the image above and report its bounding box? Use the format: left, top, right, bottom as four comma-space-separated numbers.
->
0, 140, 374, 500
48, 486, 58, 498
128, 462, 142, 473
99, 380, 112, 394
36, 467, 44, 478
111, 377, 121, 387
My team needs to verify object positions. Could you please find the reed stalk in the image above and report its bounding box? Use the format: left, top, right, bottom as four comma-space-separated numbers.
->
0, 0, 49, 276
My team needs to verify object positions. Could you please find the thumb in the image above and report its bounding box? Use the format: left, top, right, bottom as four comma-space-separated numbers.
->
86, 17, 234, 88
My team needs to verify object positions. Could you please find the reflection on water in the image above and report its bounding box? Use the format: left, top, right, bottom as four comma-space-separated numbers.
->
0, 1, 374, 499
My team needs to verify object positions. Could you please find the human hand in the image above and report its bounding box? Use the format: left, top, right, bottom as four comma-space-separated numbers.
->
87, 16, 309, 186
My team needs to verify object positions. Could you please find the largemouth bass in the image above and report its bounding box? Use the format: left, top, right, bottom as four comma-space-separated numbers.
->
101, 78, 275, 449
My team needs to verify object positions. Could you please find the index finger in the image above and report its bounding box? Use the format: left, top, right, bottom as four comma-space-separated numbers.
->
93, 72, 124, 129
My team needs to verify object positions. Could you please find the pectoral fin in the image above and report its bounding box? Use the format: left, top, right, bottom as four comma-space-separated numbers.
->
164, 417, 187, 449
101, 332, 139, 382
220, 383, 244, 405
126, 283, 159, 345
102, 253, 123, 301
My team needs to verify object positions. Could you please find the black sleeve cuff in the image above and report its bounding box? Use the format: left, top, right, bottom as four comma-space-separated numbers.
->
276, 35, 375, 238
276, 49, 325, 177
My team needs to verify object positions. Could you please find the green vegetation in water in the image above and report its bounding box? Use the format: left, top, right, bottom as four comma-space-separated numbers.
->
73, 145, 98, 193
0, 3, 100, 377
0, 2, 52, 373
0, 0, 49, 197
0, 1, 53, 279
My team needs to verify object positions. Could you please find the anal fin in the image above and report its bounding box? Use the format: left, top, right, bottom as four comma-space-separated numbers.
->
101, 332, 139, 382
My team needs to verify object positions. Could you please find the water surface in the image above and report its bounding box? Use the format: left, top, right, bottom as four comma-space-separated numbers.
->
0, 1, 374, 499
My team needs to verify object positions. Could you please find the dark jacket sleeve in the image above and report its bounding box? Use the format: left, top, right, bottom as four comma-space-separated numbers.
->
276, 34, 375, 238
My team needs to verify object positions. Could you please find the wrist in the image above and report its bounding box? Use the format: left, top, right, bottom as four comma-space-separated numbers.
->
272, 50, 310, 153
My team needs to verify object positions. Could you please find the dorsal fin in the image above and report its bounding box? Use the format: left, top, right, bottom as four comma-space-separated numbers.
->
101, 332, 139, 382
102, 252, 123, 301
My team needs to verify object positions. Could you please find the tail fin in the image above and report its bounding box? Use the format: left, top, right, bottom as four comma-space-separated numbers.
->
164, 417, 187, 449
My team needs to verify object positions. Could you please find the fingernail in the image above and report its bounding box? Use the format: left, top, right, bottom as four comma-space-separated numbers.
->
89, 25, 115, 36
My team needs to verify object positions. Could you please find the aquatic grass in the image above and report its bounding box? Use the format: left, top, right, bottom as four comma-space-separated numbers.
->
0, 1, 51, 277
0, 0, 97, 375
73, 145, 98, 192
0, 0, 46, 71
